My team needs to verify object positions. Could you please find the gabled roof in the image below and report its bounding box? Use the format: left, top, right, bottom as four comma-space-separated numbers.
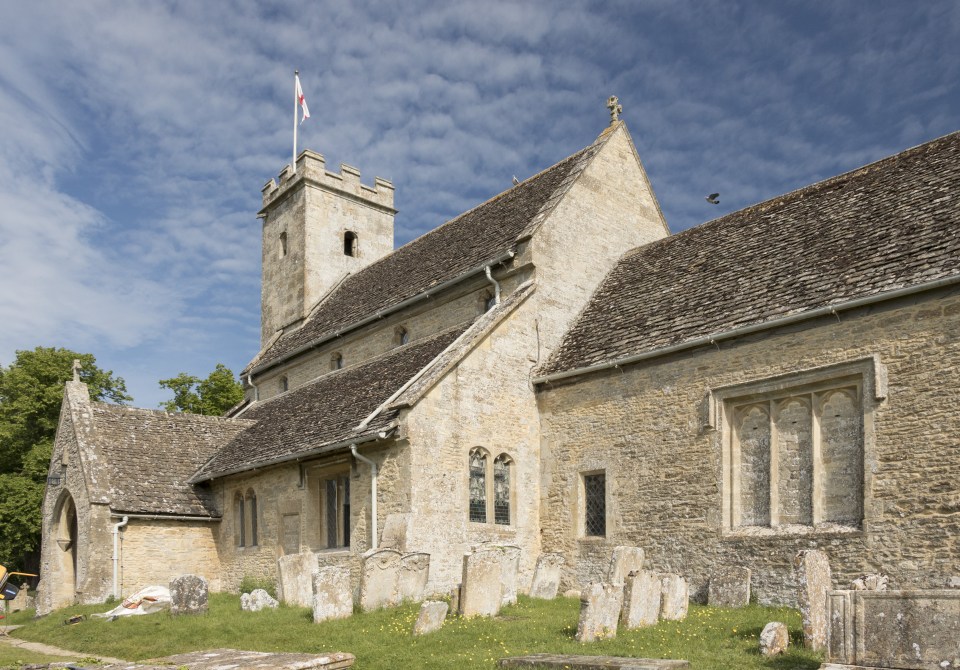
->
90, 404, 252, 516
248, 129, 611, 373
195, 322, 472, 482
541, 130, 960, 377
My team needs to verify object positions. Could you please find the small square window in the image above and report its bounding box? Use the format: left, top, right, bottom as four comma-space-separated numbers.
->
583, 473, 606, 537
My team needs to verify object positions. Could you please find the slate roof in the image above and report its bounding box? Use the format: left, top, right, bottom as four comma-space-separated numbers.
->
195, 322, 472, 481
542, 131, 960, 376
248, 133, 607, 373
90, 404, 252, 516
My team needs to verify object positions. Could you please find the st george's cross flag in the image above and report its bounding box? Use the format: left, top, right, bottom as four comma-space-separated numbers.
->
296, 73, 310, 124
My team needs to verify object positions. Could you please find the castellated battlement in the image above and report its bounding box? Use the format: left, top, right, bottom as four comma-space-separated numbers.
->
260, 149, 395, 212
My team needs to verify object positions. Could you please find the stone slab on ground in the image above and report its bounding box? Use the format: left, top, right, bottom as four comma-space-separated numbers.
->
529, 553, 565, 600
92, 649, 354, 669
708, 566, 751, 608
497, 653, 688, 669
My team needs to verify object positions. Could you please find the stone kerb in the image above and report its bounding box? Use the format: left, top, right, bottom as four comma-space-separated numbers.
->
576, 582, 624, 642
278, 551, 320, 608
621, 570, 661, 629
530, 553, 565, 600
659, 574, 688, 621
460, 549, 503, 617
169, 574, 208, 616
359, 548, 403, 612
413, 600, 449, 636
793, 549, 831, 651
397, 552, 430, 602
313, 566, 353, 623
606, 546, 645, 586
708, 566, 751, 608
498, 546, 522, 607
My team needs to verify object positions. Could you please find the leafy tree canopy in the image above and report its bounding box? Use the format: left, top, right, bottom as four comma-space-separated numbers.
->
159, 363, 244, 416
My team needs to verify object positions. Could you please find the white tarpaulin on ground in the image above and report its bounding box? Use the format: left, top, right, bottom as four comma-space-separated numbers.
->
93, 585, 171, 618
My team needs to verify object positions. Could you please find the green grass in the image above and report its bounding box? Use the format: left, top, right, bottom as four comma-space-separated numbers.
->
10, 595, 823, 670
0, 644, 74, 669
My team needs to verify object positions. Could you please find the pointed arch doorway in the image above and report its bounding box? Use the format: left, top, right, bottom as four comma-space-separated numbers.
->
50, 491, 78, 609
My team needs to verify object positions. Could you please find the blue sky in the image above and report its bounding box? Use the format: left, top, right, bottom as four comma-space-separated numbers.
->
0, 1, 957, 409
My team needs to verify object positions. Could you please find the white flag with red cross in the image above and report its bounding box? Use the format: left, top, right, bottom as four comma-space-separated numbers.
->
295, 73, 310, 124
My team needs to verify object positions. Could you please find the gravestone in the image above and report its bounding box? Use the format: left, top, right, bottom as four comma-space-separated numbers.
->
621, 570, 661, 629
708, 566, 751, 608
659, 574, 688, 621
606, 546, 645, 586
241, 588, 278, 612
576, 582, 623, 642
460, 549, 503, 617
793, 549, 831, 651
499, 545, 521, 606
278, 551, 320, 607
412, 600, 449, 636
169, 574, 208, 616
759, 621, 789, 656
359, 548, 403, 611
397, 552, 430, 602
312, 566, 353, 623
529, 553, 565, 600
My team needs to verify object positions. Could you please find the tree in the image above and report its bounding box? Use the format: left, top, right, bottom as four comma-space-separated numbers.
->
0, 347, 130, 567
159, 363, 244, 416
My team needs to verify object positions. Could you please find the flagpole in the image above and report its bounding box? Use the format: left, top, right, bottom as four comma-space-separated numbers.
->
293, 69, 298, 173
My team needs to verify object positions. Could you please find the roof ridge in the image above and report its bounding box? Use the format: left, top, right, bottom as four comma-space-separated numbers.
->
91, 401, 255, 424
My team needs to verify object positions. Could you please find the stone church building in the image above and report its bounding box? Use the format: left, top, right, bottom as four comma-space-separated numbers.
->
37, 110, 960, 615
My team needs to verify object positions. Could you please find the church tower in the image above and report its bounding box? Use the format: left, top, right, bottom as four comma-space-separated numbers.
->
258, 150, 396, 346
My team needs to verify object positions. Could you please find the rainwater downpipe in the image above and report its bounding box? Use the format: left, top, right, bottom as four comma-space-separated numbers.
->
112, 515, 128, 599
350, 444, 378, 550
485, 266, 501, 305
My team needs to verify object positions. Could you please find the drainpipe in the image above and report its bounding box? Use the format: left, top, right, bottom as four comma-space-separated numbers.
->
112, 515, 129, 599
350, 444, 377, 550
485, 266, 501, 305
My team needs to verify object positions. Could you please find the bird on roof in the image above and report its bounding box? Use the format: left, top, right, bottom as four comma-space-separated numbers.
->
706, 193, 720, 204
512, 175, 520, 185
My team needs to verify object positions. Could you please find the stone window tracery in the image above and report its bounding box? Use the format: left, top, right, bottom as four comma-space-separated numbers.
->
468, 448, 488, 523
493, 454, 512, 525
468, 448, 514, 526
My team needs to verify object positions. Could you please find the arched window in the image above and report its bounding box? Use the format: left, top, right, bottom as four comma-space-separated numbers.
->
394, 326, 409, 347
493, 454, 512, 525
344, 231, 358, 257
468, 448, 488, 523
246, 490, 258, 546
279, 231, 288, 258
280, 376, 289, 392
234, 493, 245, 547
331, 352, 343, 370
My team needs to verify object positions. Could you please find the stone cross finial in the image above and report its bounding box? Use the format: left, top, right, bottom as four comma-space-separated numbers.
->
72, 359, 82, 382
607, 95, 622, 124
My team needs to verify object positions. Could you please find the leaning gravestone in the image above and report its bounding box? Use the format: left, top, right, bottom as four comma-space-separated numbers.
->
607, 546, 645, 586
313, 566, 352, 623
708, 566, 751, 608
499, 546, 522, 607
359, 548, 403, 612
412, 600, 449, 636
659, 574, 688, 621
621, 570, 661, 629
169, 574, 208, 616
576, 582, 623, 642
397, 552, 430, 602
460, 548, 503, 617
241, 588, 278, 612
530, 553, 565, 600
793, 549, 831, 651
278, 551, 320, 607
759, 621, 789, 656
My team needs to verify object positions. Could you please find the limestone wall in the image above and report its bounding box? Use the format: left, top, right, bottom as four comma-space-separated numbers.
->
119, 520, 220, 595
537, 290, 960, 605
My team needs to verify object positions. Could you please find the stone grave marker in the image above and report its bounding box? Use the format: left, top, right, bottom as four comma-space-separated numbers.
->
359, 548, 403, 612
241, 588, 278, 612
397, 552, 430, 602
312, 566, 353, 623
278, 551, 320, 608
793, 549, 831, 651
169, 574, 208, 616
460, 548, 503, 617
708, 566, 751, 608
606, 546, 645, 586
529, 553, 565, 600
659, 574, 688, 621
576, 582, 623, 642
412, 600, 449, 636
499, 545, 521, 606
759, 621, 789, 656
621, 570, 661, 629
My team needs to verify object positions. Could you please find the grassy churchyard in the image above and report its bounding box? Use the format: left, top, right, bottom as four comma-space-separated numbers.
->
3, 595, 823, 669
